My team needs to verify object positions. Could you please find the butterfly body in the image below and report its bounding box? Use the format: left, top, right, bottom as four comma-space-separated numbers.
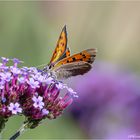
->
43, 26, 97, 80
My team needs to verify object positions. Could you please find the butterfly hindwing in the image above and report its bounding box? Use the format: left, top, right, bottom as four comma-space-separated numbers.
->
66, 48, 70, 57
53, 61, 92, 79
49, 25, 68, 65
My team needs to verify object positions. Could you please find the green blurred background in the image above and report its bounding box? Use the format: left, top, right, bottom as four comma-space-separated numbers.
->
0, 1, 140, 139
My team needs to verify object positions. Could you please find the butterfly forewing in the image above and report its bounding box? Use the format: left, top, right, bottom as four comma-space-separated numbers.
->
49, 25, 68, 65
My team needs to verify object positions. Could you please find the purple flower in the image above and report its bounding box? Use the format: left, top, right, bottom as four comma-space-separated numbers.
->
2, 97, 6, 103
46, 77, 54, 84
12, 58, 23, 66
27, 78, 40, 89
70, 62, 140, 139
18, 77, 26, 83
8, 103, 22, 114
56, 82, 65, 89
29, 67, 39, 74
10, 66, 21, 75
42, 109, 49, 115
0, 72, 12, 82
0, 57, 76, 130
0, 80, 5, 89
67, 88, 78, 98
32, 95, 44, 109
1, 57, 9, 64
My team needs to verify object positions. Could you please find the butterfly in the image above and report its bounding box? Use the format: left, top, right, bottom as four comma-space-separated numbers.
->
43, 25, 97, 80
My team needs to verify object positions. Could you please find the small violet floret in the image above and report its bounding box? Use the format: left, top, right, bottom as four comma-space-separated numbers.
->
0, 80, 5, 89
45, 77, 54, 85
18, 77, 26, 84
10, 66, 21, 75
56, 82, 64, 89
42, 109, 49, 115
1, 57, 9, 64
32, 95, 44, 109
0, 72, 12, 82
27, 78, 40, 89
8, 103, 22, 114
68, 88, 78, 98
12, 58, 23, 65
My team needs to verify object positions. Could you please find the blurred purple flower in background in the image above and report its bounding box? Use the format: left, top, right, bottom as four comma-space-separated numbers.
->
70, 62, 140, 139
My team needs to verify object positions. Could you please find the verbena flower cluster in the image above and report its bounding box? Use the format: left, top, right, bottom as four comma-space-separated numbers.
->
0, 57, 77, 131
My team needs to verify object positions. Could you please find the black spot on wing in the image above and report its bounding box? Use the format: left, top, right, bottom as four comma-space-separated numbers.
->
60, 36, 63, 39
82, 54, 86, 58
72, 57, 76, 61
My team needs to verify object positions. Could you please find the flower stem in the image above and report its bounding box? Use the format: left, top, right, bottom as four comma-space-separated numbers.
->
0, 117, 8, 133
9, 123, 28, 140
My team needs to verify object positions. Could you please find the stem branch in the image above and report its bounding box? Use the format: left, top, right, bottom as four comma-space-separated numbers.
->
9, 123, 28, 140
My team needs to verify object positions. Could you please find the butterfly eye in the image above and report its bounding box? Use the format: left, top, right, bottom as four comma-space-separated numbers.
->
49, 63, 55, 69
48, 65, 52, 69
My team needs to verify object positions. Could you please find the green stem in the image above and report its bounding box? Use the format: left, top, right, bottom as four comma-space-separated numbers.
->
9, 118, 42, 140
0, 117, 8, 133
9, 123, 28, 140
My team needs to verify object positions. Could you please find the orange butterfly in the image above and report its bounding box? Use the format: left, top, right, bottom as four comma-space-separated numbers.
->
43, 25, 97, 79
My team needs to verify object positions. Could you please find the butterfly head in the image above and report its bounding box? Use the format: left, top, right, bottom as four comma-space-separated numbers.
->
41, 63, 57, 79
